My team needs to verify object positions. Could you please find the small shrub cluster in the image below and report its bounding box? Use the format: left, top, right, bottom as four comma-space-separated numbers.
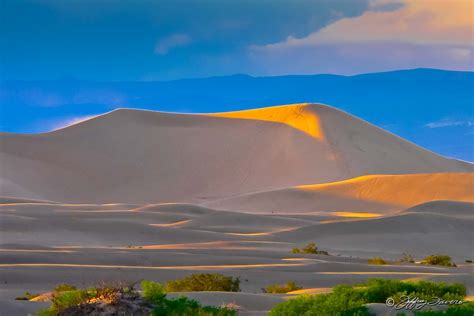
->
291, 242, 329, 255
420, 254, 456, 267
16, 282, 78, 301
398, 253, 415, 263
37, 287, 99, 316
15, 291, 40, 301
142, 280, 236, 316
269, 285, 370, 316
37, 279, 237, 316
165, 273, 240, 292
263, 281, 302, 294
269, 279, 467, 316
53, 283, 77, 292
368, 257, 387, 265
414, 302, 474, 315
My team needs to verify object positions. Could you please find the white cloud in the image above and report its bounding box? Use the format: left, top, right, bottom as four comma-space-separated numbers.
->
425, 119, 473, 129
155, 34, 191, 55
247, 0, 473, 75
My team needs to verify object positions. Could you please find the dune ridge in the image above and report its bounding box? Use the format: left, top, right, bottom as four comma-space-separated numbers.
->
0, 103, 471, 204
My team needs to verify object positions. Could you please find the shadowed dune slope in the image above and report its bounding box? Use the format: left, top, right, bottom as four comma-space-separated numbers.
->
406, 200, 474, 217
207, 173, 474, 214
0, 103, 471, 203
275, 211, 473, 259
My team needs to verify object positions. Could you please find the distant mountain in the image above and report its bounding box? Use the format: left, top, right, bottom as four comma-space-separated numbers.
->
0, 103, 471, 203
1, 68, 473, 160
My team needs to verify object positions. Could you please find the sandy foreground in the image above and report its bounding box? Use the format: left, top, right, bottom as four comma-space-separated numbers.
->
0, 200, 472, 315
0, 104, 473, 314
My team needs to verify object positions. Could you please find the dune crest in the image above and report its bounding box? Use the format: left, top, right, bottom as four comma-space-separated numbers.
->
209, 103, 326, 141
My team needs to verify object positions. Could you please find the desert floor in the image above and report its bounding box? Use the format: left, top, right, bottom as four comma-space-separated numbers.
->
1, 104, 472, 315
0, 200, 472, 315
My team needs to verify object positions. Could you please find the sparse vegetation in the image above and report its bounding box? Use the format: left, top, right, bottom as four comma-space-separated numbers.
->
142, 280, 236, 316
269, 279, 467, 316
420, 254, 456, 267
37, 281, 237, 316
398, 253, 415, 263
14, 291, 40, 301
165, 273, 240, 292
291, 242, 329, 255
263, 281, 302, 294
53, 283, 77, 293
141, 280, 166, 303
269, 284, 371, 316
414, 302, 474, 315
368, 257, 387, 265
37, 288, 95, 316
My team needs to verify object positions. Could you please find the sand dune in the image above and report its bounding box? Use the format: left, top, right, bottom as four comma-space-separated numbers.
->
1, 103, 473, 314
406, 200, 474, 217
276, 211, 473, 259
207, 173, 474, 214
1, 103, 470, 204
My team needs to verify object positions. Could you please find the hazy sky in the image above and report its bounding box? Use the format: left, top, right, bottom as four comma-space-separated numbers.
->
1, 0, 472, 81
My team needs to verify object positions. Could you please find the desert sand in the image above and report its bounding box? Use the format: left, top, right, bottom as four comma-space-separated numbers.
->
0, 103, 472, 315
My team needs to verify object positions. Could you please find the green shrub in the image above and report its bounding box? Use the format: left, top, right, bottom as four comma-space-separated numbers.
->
165, 273, 240, 292
421, 255, 456, 267
269, 286, 371, 316
37, 288, 93, 316
140, 280, 236, 316
38, 281, 237, 316
368, 257, 387, 265
53, 283, 77, 293
263, 281, 302, 294
291, 247, 301, 254
364, 279, 466, 303
414, 302, 474, 315
141, 280, 166, 304
291, 242, 329, 255
269, 279, 466, 316
152, 296, 236, 316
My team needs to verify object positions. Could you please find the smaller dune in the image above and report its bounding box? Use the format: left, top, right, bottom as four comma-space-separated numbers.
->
206, 173, 474, 215
135, 203, 215, 216
149, 220, 192, 227
277, 211, 473, 259
0, 196, 58, 205
407, 200, 474, 217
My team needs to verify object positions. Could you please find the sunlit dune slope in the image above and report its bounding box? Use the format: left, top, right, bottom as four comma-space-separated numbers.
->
0, 103, 471, 203
206, 173, 474, 214
209, 104, 325, 140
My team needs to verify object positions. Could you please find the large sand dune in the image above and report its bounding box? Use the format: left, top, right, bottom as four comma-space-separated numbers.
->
0, 103, 470, 204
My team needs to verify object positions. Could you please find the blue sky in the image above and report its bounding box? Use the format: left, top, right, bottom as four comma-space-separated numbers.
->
1, 0, 368, 80
1, 0, 472, 81
1, 1, 473, 161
